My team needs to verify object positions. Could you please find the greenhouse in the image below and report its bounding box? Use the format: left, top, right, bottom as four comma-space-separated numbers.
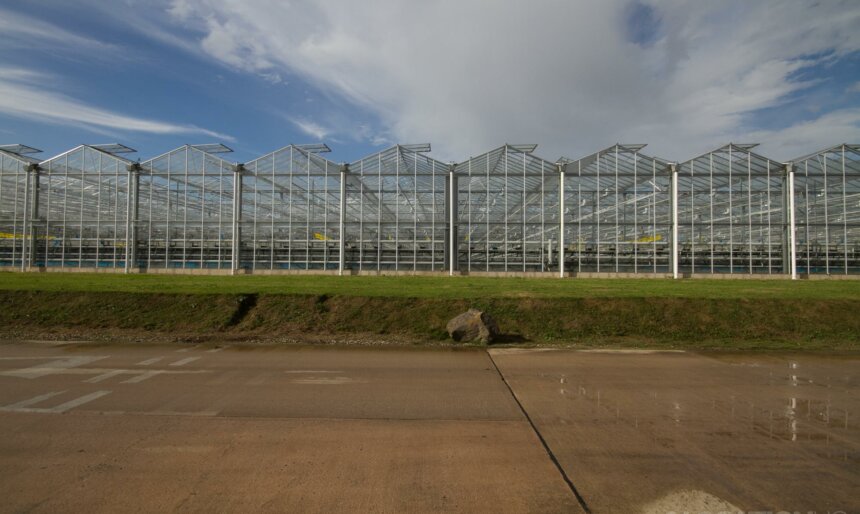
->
0, 141, 857, 277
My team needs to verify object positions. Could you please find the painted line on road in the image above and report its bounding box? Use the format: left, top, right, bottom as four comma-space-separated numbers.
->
145, 410, 218, 417
136, 357, 164, 366
206, 346, 227, 353
85, 370, 125, 384
0, 390, 111, 414
284, 370, 343, 374
169, 357, 200, 367
2, 391, 66, 409
50, 391, 112, 413
0, 356, 109, 379
122, 370, 165, 384
0, 356, 69, 360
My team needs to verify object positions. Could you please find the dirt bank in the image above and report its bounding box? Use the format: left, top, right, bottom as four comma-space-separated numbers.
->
0, 291, 857, 350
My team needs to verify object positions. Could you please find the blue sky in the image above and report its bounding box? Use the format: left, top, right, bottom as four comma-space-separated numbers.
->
0, 0, 858, 164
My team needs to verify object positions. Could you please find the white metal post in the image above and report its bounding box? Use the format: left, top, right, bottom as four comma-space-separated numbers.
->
21, 165, 34, 271
338, 164, 347, 276
124, 164, 138, 273
670, 163, 679, 279
448, 165, 456, 276
786, 163, 797, 279
558, 163, 565, 278
231, 164, 243, 274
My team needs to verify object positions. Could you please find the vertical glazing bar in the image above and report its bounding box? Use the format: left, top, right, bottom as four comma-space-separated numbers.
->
124, 165, 134, 273
728, 147, 734, 274
577, 161, 582, 274
842, 146, 848, 274
413, 152, 417, 271
558, 164, 565, 278
395, 149, 400, 271
377, 154, 382, 270
614, 147, 619, 273
359, 160, 364, 271
748, 152, 753, 274
823, 155, 829, 274
21, 165, 32, 271
766, 160, 772, 274
339, 164, 346, 275
504, 149, 509, 272
165, 152, 171, 269
270, 157, 275, 270
671, 163, 679, 279
787, 163, 797, 279
449, 165, 456, 276
231, 163, 242, 273
596, 154, 601, 273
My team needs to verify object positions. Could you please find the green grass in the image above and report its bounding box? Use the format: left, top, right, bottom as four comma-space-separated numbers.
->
0, 272, 858, 300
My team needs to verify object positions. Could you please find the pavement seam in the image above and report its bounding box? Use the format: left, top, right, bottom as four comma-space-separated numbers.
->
486, 350, 592, 514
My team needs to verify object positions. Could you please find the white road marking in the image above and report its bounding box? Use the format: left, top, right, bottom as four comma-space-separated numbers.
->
0, 356, 109, 379
136, 357, 164, 366
169, 357, 200, 367
206, 347, 227, 353
291, 376, 366, 385
284, 370, 343, 374
2, 391, 66, 409
85, 370, 125, 384
122, 370, 165, 384
50, 391, 112, 413
175, 348, 190, 353
145, 410, 218, 417
0, 390, 111, 413
21, 340, 90, 346
0, 356, 68, 360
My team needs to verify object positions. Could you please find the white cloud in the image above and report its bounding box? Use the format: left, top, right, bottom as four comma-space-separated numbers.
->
0, 66, 233, 141
848, 81, 860, 94
0, 7, 119, 55
53, 1, 860, 160
288, 117, 331, 140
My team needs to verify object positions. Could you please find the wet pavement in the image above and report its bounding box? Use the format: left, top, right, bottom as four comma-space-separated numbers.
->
0, 340, 857, 513
490, 348, 860, 513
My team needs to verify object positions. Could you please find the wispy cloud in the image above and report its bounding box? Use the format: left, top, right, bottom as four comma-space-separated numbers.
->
0, 66, 233, 141
288, 117, 331, 140
0, 7, 119, 55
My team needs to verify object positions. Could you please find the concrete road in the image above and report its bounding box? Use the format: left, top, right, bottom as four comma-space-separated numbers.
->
1, 341, 857, 513
490, 348, 860, 514
0, 341, 580, 513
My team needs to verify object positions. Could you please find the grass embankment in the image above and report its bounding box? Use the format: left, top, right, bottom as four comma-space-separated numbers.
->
0, 272, 858, 350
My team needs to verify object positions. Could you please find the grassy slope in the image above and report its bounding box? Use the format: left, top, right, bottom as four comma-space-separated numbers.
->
1, 272, 858, 300
0, 272, 857, 350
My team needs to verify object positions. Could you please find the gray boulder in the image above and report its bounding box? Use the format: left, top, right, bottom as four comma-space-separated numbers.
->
446, 309, 500, 344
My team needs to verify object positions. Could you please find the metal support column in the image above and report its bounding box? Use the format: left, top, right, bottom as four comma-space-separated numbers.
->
124, 163, 140, 273
338, 163, 348, 276
448, 164, 457, 276
786, 163, 797, 279
231, 163, 244, 274
21, 164, 38, 271
670, 163, 679, 279
558, 163, 565, 278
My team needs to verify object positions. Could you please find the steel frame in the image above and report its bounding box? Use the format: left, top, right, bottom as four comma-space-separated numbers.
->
1, 141, 858, 277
